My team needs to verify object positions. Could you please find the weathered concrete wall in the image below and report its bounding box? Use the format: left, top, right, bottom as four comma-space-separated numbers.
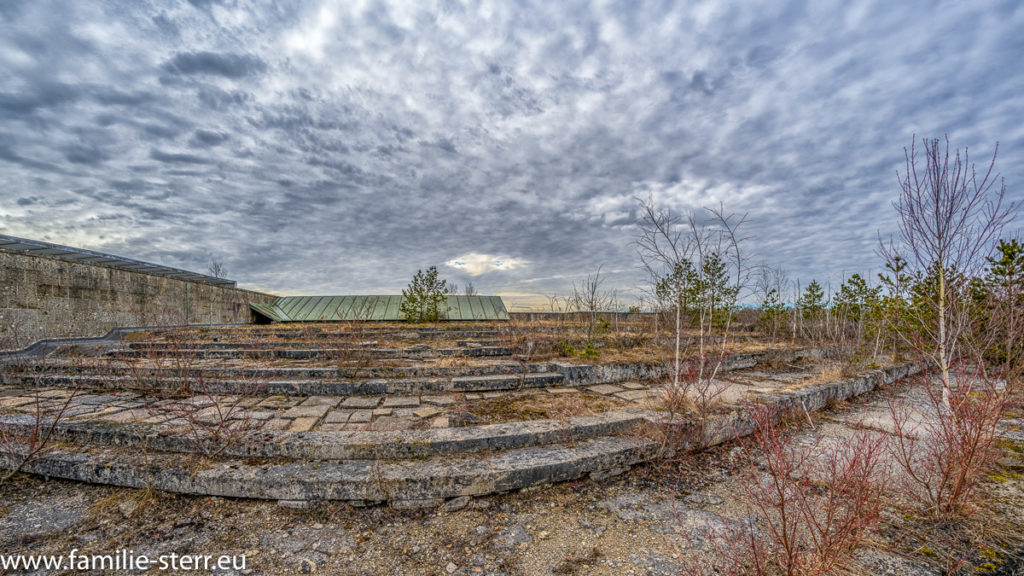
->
509, 311, 654, 323
0, 248, 276, 347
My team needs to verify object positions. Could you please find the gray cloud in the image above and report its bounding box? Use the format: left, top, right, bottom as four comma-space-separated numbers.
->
0, 0, 1020, 308
149, 148, 212, 165
161, 51, 267, 79
189, 129, 230, 148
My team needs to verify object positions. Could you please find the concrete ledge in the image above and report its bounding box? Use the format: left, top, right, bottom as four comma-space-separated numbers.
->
4, 371, 567, 396
7, 436, 658, 503
0, 410, 649, 460
111, 346, 514, 360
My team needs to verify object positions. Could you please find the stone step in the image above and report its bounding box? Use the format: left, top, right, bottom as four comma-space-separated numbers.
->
120, 339, 507, 350
5, 359, 552, 379
3, 371, 567, 396
106, 346, 513, 360
0, 410, 649, 460
147, 327, 503, 341
6, 435, 655, 506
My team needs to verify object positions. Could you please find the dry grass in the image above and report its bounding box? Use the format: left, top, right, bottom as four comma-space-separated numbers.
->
463, 392, 622, 424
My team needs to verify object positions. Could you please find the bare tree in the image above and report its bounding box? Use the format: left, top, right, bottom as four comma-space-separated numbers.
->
463, 281, 477, 296
569, 265, 617, 340
881, 135, 1015, 406
636, 198, 695, 390
636, 196, 749, 444
207, 257, 228, 279
754, 263, 790, 341
546, 293, 564, 313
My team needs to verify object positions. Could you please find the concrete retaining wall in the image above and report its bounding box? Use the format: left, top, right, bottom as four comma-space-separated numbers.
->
0, 248, 276, 346
509, 311, 654, 323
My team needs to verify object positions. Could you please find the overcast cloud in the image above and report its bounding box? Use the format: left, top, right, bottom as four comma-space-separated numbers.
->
0, 0, 1021, 309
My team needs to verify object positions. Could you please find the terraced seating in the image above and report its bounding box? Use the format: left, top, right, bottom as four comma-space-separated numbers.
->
0, 323, 921, 508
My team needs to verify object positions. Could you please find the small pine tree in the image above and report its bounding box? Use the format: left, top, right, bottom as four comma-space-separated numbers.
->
655, 260, 698, 320
987, 238, 1024, 289
799, 280, 825, 316
759, 287, 787, 338
697, 252, 740, 328
400, 266, 450, 323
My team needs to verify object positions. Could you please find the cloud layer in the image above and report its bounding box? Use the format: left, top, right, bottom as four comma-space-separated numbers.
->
0, 0, 1021, 308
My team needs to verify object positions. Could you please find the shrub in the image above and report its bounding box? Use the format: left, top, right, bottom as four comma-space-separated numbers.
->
677, 406, 887, 576
887, 369, 1009, 520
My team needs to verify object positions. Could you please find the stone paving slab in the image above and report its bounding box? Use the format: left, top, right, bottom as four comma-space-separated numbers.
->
137, 413, 177, 424
372, 408, 393, 416
37, 389, 75, 398
264, 419, 291, 431
257, 396, 291, 409
369, 416, 418, 431
413, 407, 441, 419
281, 405, 330, 419
341, 397, 380, 409
0, 396, 37, 409
348, 410, 372, 423
60, 405, 106, 417
289, 417, 319, 432
620, 382, 647, 390
615, 390, 656, 401
299, 396, 341, 408
324, 410, 352, 424
69, 406, 125, 421
382, 397, 419, 408
95, 408, 148, 423
547, 388, 577, 395
193, 406, 226, 423
588, 384, 624, 395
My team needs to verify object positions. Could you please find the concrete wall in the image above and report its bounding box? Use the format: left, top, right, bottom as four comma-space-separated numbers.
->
509, 311, 654, 323
0, 248, 276, 347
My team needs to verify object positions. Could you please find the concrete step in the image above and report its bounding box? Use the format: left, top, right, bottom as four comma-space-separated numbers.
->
106, 346, 513, 360
4, 359, 551, 380
0, 409, 649, 460
3, 371, 567, 396
120, 339, 507, 350
148, 327, 503, 341
6, 435, 655, 507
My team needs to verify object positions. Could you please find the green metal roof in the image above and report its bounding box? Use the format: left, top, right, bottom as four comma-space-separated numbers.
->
250, 295, 508, 322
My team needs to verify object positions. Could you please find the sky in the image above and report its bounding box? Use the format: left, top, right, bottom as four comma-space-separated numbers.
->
1, 0, 1022, 310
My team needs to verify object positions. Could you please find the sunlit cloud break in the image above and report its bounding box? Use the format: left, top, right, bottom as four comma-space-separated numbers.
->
445, 254, 527, 276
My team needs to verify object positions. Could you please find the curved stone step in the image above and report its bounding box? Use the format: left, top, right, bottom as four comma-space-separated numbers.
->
0, 410, 649, 460
6, 435, 656, 505
152, 327, 503, 341
121, 339, 508, 350
4, 359, 551, 381
108, 346, 513, 360
4, 371, 567, 396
